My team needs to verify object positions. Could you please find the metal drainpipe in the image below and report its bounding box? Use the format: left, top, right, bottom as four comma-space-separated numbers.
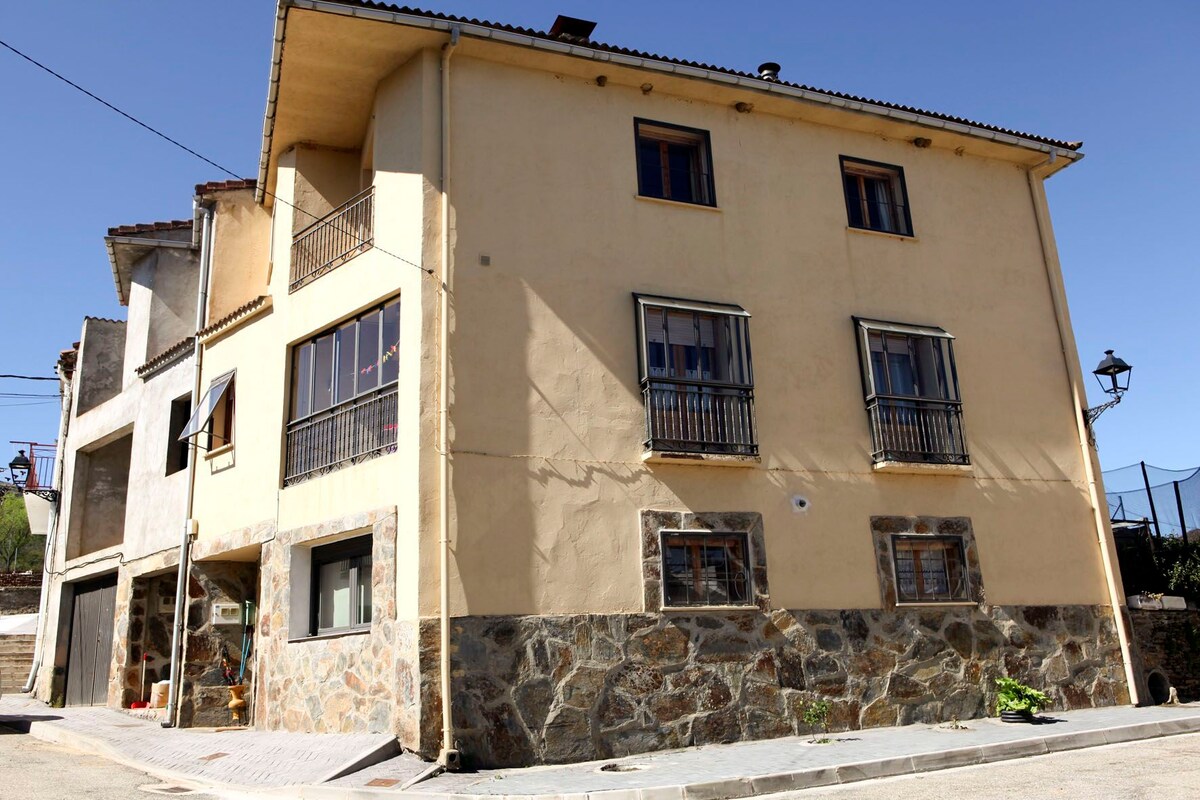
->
437, 23, 461, 771
1025, 157, 1141, 706
163, 198, 214, 727
21, 371, 73, 694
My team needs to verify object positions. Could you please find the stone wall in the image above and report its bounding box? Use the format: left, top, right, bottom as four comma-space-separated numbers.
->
179, 561, 258, 727
254, 508, 414, 737
116, 573, 176, 707
1129, 608, 1200, 702
442, 605, 1127, 768
0, 586, 41, 614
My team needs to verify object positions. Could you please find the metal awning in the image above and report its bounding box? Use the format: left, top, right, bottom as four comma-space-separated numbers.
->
178, 373, 233, 447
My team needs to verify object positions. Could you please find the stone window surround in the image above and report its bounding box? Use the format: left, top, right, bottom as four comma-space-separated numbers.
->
640, 510, 769, 612
870, 515, 985, 609
287, 526, 375, 641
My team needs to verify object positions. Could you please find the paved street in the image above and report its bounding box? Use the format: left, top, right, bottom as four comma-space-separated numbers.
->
795, 732, 1200, 799
0, 725, 216, 799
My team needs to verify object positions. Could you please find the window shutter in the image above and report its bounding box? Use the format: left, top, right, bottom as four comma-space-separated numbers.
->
645, 307, 666, 344
667, 311, 697, 347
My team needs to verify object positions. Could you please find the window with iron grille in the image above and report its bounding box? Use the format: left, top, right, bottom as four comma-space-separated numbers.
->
891, 535, 968, 602
285, 298, 400, 485
854, 318, 968, 465
841, 157, 912, 236
661, 531, 752, 607
635, 295, 756, 456
310, 536, 373, 635
635, 119, 716, 206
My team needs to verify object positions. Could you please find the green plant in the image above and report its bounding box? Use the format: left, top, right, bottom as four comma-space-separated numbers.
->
801, 699, 832, 743
0, 492, 38, 572
995, 677, 1051, 714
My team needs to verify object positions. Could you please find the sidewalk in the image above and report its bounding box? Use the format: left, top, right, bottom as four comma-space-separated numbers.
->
0, 693, 406, 793
320, 704, 1200, 800
3, 692, 1199, 799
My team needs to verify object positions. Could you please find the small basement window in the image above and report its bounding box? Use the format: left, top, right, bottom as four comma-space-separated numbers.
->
661, 531, 752, 607
892, 535, 968, 602
635, 119, 716, 206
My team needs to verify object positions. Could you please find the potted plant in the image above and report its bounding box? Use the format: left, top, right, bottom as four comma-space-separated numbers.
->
995, 676, 1051, 722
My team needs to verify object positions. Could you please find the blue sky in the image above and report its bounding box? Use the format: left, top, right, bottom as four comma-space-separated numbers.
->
1, 1, 1196, 477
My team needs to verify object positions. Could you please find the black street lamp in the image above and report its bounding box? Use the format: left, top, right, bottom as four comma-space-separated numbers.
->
8, 450, 31, 489
1086, 349, 1133, 427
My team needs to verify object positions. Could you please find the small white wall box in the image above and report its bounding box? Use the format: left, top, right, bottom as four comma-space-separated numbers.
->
212, 603, 242, 625
1127, 595, 1163, 610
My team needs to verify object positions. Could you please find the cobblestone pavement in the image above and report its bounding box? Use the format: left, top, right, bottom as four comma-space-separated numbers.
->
341, 704, 1200, 797
0, 693, 402, 790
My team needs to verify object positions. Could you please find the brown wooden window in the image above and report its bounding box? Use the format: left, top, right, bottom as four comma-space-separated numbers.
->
635, 119, 716, 206
841, 157, 912, 235
661, 531, 751, 607
892, 535, 968, 602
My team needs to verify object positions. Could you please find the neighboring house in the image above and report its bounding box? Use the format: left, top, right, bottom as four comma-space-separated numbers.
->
35, 1, 1139, 771
33, 219, 199, 709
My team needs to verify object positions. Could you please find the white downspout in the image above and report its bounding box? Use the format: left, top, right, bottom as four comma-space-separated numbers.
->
1026, 157, 1141, 706
21, 366, 73, 694
163, 198, 214, 727
437, 23, 461, 770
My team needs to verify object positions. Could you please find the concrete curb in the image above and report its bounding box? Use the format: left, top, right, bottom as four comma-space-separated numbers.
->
4, 714, 400, 796
286, 715, 1200, 800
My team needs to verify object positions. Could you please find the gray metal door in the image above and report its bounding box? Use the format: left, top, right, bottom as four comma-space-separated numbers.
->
65, 575, 117, 706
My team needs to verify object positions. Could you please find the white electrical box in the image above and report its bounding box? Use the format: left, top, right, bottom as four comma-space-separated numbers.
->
211, 603, 242, 625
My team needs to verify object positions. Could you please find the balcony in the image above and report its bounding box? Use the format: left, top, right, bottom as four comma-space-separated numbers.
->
284, 385, 397, 486
290, 187, 375, 292
642, 379, 757, 458
867, 396, 968, 466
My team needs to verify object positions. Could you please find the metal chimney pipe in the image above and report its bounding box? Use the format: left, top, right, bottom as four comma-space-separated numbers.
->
757, 62, 781, 81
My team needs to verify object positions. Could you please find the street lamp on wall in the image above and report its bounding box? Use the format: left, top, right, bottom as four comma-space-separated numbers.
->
1086, 349, 1133, 428
7, 450, 31, 489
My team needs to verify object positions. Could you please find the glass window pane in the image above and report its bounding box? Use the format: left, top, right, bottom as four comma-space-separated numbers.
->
334, 322, 356, 404
667, 142, 698, 203
318, 558, 353, 630
663, 541, 692, 605
357, 311, 381, 394
637, 138, 664, 198
381, 302, 400, 386
845, 173, 864, 227
291, 344, 312, 420
356, 554, 373, 625
312, 334, 335, 413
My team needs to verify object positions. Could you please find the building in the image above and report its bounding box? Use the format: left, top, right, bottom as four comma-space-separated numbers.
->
33, 218, 199, 710
36, 1, 1138, 770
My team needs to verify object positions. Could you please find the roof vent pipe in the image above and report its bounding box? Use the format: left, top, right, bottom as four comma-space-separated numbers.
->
757, 62, 781, 82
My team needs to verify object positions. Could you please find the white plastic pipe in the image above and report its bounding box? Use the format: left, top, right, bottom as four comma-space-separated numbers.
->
163, 199, 214, 726
437, 23, 460, 769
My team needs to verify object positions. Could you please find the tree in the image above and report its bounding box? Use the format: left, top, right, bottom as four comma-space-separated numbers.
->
0, 492, 37, 572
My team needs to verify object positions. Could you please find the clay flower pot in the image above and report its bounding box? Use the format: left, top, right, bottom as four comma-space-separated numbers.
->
228, 684, 248, 725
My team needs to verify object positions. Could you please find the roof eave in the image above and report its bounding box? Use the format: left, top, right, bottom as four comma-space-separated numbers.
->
258, 0, 1083, 202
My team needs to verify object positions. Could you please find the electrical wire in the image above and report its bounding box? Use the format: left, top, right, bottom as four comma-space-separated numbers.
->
0, 375, 57, 381
0, 37, 435, 277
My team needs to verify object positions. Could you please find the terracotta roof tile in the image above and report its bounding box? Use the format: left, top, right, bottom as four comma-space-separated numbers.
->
136, 337, 195, 377
195, 178, 257, 195
106, 219, 193, 237
198, 295, 271, 339
329, 2, 1082, 151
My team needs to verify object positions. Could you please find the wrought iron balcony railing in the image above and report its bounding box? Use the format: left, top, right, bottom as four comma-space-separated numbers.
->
642, 379, 757, 457
867, 396, 968, 465
284, 385, 397, 486
290, 186, 375, 292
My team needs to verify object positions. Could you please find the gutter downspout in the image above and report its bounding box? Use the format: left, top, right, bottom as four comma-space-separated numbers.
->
1026, 157, 1141, 706
22, 367, 73, 694
163, 198, 214, 727
437, 23, 461, 771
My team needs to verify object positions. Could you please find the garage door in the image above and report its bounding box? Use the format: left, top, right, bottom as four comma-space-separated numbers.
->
65, 574, 118, 706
